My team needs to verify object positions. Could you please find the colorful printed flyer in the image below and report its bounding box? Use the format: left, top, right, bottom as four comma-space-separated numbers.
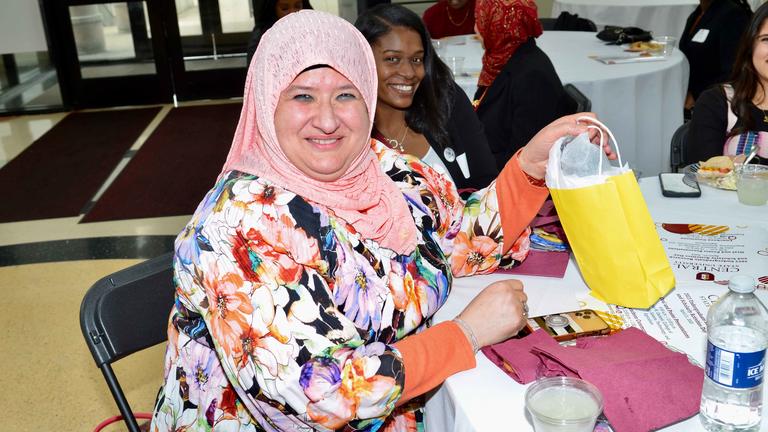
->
579, 282, 768, 361
655, 223, 768, 286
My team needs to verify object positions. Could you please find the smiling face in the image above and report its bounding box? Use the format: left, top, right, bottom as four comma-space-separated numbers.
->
274, 67, 370, 182
754, 20, 768, 88
275, 0, 304, 19
372, 26, 426, 111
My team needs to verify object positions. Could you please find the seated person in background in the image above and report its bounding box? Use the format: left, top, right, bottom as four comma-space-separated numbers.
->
686, 1, 768, 166
423, 0, 477, 39
473, 0, 574, 171
151, 10, 615, 431
356, 4, 498, 191
245, 0, 312, 66
680, 0, 752, 111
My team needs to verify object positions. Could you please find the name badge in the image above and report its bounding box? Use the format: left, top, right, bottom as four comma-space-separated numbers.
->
692, 29, 709, 43
456, 153, 470, 178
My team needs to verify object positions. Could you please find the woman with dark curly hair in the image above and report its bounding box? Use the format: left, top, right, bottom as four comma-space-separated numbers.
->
355, 4, 499, 191
685, 1, 768, 165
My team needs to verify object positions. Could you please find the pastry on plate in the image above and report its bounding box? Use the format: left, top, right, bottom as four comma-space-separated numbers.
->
627, 41, 663, 52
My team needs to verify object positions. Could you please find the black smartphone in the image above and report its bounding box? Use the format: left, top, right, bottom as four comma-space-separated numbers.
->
659, 173, 701, 198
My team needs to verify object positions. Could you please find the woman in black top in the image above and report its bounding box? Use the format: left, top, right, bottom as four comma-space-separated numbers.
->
686, 1, 768, 165
245, 0, 312, 66
680, 0, 751, 110
355, 4, 498, 191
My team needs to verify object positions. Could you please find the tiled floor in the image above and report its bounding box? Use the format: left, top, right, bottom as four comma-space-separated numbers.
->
0, 105, 204, 430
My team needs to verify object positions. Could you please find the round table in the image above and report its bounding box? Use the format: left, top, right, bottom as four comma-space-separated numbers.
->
423, 177, 768, 431
443, 31, 689, 177
551, 0, 764, 40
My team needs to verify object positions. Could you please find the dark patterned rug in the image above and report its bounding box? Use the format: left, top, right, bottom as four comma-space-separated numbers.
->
81, 103, 241, 223
0, 107, 160, 222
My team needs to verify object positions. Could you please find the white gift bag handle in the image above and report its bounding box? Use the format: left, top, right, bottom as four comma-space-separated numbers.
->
577, 116, 624, 175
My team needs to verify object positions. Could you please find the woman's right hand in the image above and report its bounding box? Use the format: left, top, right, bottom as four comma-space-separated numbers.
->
455, 279, 528, 348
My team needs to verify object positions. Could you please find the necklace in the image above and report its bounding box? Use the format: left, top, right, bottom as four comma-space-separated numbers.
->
446, 4, 470, 27
756, 101, 768, 123
384, 123, 409, 152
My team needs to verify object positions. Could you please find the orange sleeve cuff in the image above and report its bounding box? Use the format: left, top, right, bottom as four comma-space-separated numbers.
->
393, 321, 476, 405
497, 150, 550, 253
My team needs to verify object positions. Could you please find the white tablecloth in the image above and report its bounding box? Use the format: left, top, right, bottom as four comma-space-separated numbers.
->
444, 31, 689, 177
424, 177, 768, 431
551, 0, 764, 39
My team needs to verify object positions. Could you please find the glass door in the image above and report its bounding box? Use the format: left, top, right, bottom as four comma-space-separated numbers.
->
43, 0, 174, 107
41, 0, 255, 108
165, 0, 253, 101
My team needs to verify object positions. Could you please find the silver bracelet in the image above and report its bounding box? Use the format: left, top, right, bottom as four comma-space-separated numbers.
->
453, 317, 480, 353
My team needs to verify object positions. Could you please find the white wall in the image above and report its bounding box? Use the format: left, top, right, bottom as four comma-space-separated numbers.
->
0, 0, 48, 55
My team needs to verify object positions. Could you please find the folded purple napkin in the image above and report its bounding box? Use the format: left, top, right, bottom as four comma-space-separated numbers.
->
531, 327, 703, 432
496, 198, 570, 278
481, 330, 561, 384
495, 249, 570, 278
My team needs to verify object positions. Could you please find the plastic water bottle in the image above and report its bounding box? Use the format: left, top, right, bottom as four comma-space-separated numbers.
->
700, 275, 768, 431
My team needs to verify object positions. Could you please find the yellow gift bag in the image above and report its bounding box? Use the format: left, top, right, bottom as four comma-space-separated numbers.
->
544, 117, 674, 308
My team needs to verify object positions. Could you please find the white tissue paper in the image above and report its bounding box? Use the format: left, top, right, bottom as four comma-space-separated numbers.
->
545, 131, 630, 190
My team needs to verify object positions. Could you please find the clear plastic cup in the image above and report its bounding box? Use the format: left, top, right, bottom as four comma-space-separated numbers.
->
432, 39, 446, 58
445, 56, 465, 76
525, 377, 603, 432
657, 36, 677, 57
736, 164, 768, 206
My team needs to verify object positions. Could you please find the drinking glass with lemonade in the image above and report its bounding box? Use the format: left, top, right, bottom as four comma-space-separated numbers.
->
736, 165, 768, 206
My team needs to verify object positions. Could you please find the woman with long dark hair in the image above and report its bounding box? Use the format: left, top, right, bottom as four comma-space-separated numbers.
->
685, 1, 768, 165
245, 0, 312, 66
355, 4, 499, 191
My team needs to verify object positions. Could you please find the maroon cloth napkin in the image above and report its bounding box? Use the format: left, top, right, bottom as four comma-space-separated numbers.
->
496, 198, 570, 278
495, 249, 570, 278
531, 327, 704, 432
481, 330, 560, 384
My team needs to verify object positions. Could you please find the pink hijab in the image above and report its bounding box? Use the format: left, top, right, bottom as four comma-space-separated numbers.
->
222, 10, 417, 255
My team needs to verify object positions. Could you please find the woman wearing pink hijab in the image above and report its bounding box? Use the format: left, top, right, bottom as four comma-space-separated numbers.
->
151, 10, 614, 431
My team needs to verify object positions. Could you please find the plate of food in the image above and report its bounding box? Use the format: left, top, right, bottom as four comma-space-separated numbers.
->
686, 155, 741, 190
625, 41, 664, 53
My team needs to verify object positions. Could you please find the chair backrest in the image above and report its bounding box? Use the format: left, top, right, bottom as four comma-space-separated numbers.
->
563, 83, 592, 113
670, 122, 690, 172
80, 253, 175, 431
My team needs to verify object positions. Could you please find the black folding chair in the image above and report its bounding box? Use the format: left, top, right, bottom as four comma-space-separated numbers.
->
563, 83, 592, 113
670, 122, 690, 172
80, 253, 175, 432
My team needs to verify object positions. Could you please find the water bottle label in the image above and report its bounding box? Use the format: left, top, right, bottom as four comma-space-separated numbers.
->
705, 341, 766, 388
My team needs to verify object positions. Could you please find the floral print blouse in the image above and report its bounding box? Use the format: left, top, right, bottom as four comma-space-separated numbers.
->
151, 141, 532, 431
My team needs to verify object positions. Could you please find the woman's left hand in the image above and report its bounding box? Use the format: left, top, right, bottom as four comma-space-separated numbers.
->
518, 113, 618, 180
